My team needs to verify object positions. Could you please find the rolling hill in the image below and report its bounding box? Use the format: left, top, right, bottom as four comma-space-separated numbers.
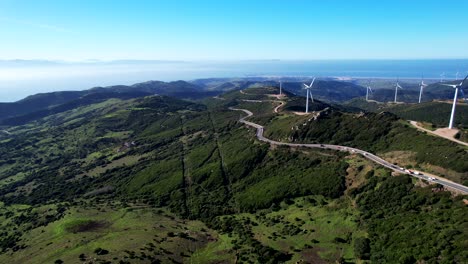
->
0, 84, 466, 263
0, 80, 217, 124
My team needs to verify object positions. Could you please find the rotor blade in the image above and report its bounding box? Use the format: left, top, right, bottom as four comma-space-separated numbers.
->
442, 84, 458, 88
303, 83, 309, 89
461, 75, 468, 87
310, 77, 316, 88
459, 88, 467, 102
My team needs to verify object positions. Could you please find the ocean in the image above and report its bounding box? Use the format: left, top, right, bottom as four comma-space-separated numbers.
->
1, 59, 467, 102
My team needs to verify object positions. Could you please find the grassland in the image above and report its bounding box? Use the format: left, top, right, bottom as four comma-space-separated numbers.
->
0, 203, 216, 264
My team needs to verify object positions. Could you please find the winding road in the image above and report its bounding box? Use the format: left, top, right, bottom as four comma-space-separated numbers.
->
230, 106, 468, 194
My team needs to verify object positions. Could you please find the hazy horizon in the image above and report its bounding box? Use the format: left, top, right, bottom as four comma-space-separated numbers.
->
1, 59, 467, 102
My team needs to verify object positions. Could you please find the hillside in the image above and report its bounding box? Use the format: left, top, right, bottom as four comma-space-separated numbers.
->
345, 98, 468, 129
0, 87, 467, 263
0, 80, 215, 124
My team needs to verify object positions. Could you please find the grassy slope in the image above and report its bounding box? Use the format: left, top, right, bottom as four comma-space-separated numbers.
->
0, 203, 215, 264
0, 89, 467, 263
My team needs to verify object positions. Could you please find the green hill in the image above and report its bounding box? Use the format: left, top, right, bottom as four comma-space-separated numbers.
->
345, 98, 468, 128
0, 88, 466, 263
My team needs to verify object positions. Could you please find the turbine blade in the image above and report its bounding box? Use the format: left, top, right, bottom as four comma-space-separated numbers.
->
442, 84, 457, 88
461, 75, 468, 87
459, 88, 467, 102
310, 77, 316, 87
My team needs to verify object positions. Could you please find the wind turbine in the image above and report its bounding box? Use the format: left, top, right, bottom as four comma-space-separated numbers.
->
418, 77, 428, 104
279, 81, 282, 96
455, 71, 460, 80
394, 79, 403, 103
440, 72, 446, 82
441, 75, 468, 129
303, 78, 316, 113
366, 81, 373, 101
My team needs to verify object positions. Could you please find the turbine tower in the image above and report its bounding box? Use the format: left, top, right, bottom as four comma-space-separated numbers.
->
279, 81, 282, 96
366, 81, 373, 101
442, 75, 468, 129
303, 78, 316, 113
440, 72, 446, 82
418, 78, 428, 104
394, 79, 403, 103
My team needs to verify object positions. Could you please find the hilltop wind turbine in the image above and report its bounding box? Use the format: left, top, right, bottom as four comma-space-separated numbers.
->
303, 78, 316, 113
418, 78, 428, 104
279, 81, 282, 96
394, 79, 403, 103
442, 75, 468, 129
440, 72, 446, 82
366, 81, 373, 101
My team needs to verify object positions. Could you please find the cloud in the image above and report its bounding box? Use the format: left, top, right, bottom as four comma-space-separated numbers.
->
0, 17, 71, 33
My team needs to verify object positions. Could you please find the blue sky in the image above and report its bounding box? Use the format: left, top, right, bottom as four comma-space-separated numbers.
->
1, 0, 468, 60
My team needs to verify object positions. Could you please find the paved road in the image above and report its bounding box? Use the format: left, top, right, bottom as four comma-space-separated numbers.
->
230, 107, 468, 194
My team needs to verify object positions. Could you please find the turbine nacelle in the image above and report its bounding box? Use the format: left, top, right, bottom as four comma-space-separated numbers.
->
303, 78, 316, 89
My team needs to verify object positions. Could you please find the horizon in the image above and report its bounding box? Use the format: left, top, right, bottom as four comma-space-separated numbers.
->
1, 58, 467, 102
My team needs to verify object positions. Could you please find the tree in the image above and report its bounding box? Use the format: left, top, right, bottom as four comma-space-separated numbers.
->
354, 237, 370, 259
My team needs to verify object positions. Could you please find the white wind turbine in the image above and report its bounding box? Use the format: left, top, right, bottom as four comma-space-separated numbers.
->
394, 79, 403, 103
279, 81, 282, 96
440, 72, 446, 82
303, 78, 316, 113
441, 75, 468, 129
366, 81, 373, 101
418, 77, 428, 104
455, 71, 460, 80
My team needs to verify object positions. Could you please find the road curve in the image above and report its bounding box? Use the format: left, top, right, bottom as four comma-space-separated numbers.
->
229, 107, 468, 194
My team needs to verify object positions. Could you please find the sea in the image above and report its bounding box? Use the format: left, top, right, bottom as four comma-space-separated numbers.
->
1, 59, 467, 102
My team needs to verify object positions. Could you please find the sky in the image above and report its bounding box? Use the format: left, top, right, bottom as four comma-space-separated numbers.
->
1, 0, 468, 61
